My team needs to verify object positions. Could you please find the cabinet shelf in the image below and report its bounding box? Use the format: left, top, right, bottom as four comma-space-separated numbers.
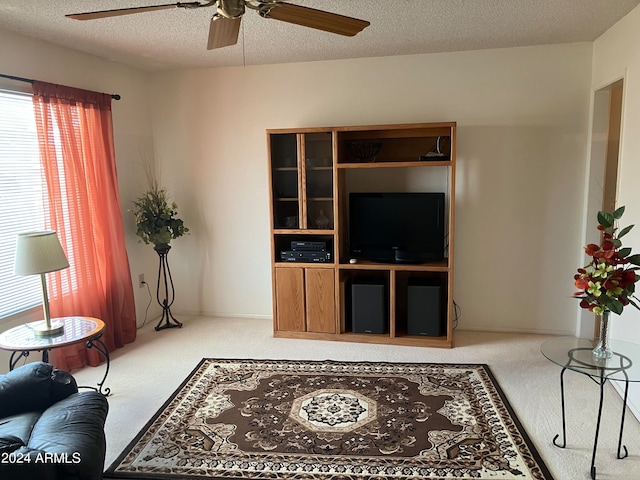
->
274, 330, 452, 348
339, 260, 449, 272
273, 167, 299, 171
273, 229, 335, 234
275, 261, 335, 268
327, 332, 452, 348
306, 166, 333, 171
338, 160, 452, 169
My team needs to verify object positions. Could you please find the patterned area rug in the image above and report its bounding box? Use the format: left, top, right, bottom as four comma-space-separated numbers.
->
105, 359, 554, 480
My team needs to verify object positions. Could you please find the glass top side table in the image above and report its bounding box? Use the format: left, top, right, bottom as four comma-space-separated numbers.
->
541, 336, 640, 480
0, 316, 110, 395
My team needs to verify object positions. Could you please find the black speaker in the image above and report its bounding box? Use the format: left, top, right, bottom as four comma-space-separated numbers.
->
351, 281, 387, 334
407, 283, 442, 336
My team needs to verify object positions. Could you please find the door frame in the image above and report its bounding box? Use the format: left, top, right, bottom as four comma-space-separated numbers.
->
579, 78, 624, 338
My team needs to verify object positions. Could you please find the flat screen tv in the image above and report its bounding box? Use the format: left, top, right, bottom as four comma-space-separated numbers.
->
348, 192, 445, 263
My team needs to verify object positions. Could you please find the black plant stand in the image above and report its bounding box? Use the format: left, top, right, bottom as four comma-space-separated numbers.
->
153, 244, 183, 331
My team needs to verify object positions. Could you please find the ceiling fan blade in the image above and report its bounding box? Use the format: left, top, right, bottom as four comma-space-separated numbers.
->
208, 15, 242, 49
66, 3, 192, 20
263, 3, 369, 37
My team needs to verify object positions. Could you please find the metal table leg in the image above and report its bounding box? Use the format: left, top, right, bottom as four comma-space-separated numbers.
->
82, 336, 111, 396
589, 374, 606, 479
553, 366, 568, 448
8, 350, 30, 370
617, 375, 630, 460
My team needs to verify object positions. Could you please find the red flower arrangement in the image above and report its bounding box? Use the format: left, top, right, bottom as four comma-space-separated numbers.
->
574, 206, 640, 316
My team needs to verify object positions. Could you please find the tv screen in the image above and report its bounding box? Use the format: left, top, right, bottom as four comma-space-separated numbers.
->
349, 192, 445, 263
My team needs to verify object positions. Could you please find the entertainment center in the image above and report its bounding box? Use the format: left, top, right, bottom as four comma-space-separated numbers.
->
267, 122, 456, 348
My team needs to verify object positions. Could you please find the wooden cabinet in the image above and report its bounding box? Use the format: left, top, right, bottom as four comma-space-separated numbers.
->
275, 267, 335, 333
268, 122, 456, 348
274, 268, 305, 332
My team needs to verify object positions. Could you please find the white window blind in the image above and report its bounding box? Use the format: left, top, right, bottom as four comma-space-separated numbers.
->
0, 89, 46, 318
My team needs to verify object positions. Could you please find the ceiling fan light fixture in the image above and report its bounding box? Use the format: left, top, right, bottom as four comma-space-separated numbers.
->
216, 0, 245, 19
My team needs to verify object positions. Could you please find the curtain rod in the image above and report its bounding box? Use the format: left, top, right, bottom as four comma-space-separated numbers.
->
0, 73, 121, 100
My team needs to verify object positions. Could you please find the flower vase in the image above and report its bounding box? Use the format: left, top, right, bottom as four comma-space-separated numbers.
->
592, 312, 613, 360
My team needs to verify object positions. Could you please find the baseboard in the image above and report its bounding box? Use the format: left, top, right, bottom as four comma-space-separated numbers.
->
142, 313, 572, 336
456, 325, 574, 336
136, 312, 271, 329
143, 317, 571, 335
169, 310, 272, 320
611, 381, 640, 422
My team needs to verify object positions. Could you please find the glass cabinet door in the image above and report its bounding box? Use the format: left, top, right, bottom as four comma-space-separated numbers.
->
303, 132, 334, 230
270, 133, 299, 229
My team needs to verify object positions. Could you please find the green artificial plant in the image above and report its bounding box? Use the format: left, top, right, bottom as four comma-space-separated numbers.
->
132, 187, 189, 247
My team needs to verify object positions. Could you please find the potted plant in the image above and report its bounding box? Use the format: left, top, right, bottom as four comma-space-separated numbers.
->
131, 185, 189, 331
573, 206, 640, 358
132, 187, 189, 248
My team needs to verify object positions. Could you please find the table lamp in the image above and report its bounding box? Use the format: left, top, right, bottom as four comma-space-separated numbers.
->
14, 231, 69, 336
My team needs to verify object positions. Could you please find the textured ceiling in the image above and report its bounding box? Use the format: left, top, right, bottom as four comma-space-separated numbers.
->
0, 0, 638, 72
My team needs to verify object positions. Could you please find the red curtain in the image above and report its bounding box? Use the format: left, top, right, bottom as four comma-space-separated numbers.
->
32, 81, 136, 370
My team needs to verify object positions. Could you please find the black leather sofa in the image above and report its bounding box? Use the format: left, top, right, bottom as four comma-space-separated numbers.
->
0, 361, 108, 480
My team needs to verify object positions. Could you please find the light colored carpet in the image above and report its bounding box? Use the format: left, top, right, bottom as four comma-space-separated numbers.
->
70, 316, 640, 479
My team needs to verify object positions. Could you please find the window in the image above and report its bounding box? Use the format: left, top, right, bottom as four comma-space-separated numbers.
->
0, 89, 47, 318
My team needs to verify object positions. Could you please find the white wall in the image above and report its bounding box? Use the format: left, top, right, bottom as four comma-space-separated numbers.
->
591, 3, 640, 418
150, 43, 593, 335
0, 28, 159, 371
0, 25, 609, 344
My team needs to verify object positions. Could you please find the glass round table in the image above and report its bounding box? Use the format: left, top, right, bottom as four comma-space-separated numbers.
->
0, 316, 110, 395
541, 336, 640, 480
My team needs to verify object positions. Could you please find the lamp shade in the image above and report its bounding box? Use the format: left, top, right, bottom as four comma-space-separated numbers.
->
14, 231, 69, 275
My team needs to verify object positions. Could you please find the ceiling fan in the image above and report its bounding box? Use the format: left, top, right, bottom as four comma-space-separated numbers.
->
66, 0, 370, 50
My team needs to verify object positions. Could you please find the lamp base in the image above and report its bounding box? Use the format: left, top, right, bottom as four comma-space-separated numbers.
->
28, 320, 65, 337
